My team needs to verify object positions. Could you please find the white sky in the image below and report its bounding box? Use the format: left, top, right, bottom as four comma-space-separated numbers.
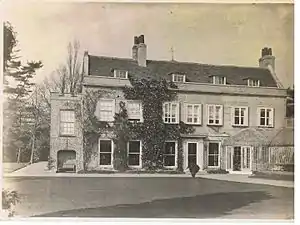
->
2, 1, 294, 87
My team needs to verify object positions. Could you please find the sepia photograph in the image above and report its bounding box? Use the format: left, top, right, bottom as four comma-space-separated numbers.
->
1, 0, 295, 222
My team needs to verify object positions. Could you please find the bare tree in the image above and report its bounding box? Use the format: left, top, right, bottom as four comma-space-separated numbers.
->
56, 40, 83, 94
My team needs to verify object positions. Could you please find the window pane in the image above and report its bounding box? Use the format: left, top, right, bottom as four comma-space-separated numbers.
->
260, 109, 265, 117
164, 142, 176, 154
234, 108, 239, 117
128, 102, 141, 120
100, 140, 112, 153
260, 118, 265, 125
129, 141, 140, 153
234, 117, 240, 125
208, 155, 218, 166
60, 111, 75, 122
209, 143, 219, 154
128, 154, 140, 166
188, 143, 197, 155
241, 108, 245, 117
164, 155, 175, 166
100, 153, 111, 165
188, 155, 197, 166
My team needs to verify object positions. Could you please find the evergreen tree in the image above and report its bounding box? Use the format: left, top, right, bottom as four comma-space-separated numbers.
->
3, 22, 43, 162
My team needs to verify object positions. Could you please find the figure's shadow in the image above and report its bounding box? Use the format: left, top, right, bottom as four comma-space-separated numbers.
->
35, 191, 273, 218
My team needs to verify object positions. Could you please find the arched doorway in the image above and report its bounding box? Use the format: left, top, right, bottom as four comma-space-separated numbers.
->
57, 150, 76, 172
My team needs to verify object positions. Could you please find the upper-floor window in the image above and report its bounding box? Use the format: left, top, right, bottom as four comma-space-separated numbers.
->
163, 102, 179, 124
60, 110, 75, 136
213, 76, 226, 85
207, 104, 223, 126
114, 70, 128, 79
127, 101, 143, 122
98, 99, 115, 122
185, 104, 202, 125
248, 79, 260, 87
172, 74, 186, 83
258, 107, 274, 127
232, 106, 249, 126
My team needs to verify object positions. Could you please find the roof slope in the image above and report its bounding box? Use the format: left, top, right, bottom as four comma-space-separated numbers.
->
88, 55, 278, 87
223, 128, 294, 146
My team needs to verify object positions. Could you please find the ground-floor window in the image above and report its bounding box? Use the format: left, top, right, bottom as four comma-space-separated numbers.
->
99, 140, 113, 166
208, 142, 220, 167
128, 141, 141, 167
163, 142, 176, 167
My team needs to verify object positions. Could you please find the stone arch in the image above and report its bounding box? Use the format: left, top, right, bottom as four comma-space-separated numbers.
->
57, 150, 76, 172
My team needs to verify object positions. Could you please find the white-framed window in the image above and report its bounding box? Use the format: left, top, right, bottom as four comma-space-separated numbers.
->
60, 110, 75, 136
248, 79, 260, 87
185, 104, 202, 125
98, 99, 115, 122
232, 106, 249, 126
99, 139, 113, 166
258, 107, 274, 127
172, 74, 186, 83
207, 104, 223, 125
208, 142, 220, 167
114, 70, 128, 79
127, 101, 143, 122
213, 76, 226, 85
127, 140, 142, 167
163, 102, 179, 124
163, 141, 177, 168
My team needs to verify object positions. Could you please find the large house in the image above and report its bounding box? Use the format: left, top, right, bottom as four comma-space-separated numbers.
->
50, 35, 293, 174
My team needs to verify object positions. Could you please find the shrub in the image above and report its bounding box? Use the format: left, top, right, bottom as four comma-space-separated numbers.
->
47, 156, 55, 170
2, 189, 21, 217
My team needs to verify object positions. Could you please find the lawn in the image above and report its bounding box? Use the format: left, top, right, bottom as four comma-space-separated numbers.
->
3, 177, 294, 219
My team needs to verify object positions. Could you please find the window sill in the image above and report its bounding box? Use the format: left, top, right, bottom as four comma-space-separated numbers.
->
207, 124, 223, 127
60, 134, 76, 138
185, 122, 202, 126
232, 125, 249, 128
164, 166, 177, 169
257, 125, 274, 128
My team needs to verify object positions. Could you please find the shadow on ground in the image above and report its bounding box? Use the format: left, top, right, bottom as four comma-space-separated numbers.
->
35, 191, 273, 218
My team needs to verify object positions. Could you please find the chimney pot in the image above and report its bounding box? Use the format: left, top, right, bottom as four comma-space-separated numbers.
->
134, 36, 139, 45
138, 35, 145, 44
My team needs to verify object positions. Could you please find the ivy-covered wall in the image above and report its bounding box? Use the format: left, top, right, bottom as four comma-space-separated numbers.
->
82, 77, 195, 172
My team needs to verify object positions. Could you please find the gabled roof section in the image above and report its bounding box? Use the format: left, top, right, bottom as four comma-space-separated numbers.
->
88, 55, 278, 87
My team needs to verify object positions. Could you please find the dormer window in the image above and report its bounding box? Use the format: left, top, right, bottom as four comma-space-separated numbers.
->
114, 70, 128, 79
172, 74, 186, 83
213, 76, 226, 85
248, 79, 260, 87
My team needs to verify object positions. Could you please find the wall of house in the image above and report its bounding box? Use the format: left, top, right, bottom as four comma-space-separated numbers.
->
82, 77, 287, 172
50, 93, 84, 172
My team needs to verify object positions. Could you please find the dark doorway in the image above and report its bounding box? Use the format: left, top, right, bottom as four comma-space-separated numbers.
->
233, 147, 241, 171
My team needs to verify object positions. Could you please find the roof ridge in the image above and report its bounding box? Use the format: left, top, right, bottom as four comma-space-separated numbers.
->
89, 54, 268, 71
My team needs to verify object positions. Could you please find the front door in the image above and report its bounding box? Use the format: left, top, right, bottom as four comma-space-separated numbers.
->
187, 142, 197, 167
231, 146, 252, 173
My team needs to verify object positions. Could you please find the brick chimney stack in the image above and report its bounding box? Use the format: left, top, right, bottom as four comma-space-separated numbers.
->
132, 35, 147, 67
259, 47, 283, 88
132, 36, 139, 61
259, 47, 275, 71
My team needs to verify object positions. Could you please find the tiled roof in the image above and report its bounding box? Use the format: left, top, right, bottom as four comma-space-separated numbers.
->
88, 55, 278, 87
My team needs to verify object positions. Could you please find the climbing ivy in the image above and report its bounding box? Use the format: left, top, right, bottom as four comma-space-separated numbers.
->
82, 77, 195, 172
